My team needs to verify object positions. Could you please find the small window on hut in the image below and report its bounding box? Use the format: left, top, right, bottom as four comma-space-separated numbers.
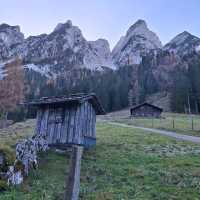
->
55, 108, 63, 123
48, 109, 55, 124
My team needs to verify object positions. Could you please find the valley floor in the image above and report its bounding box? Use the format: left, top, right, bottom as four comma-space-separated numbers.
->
99, 109, 200, 137
109, 121, 200, 144
1, 120, 200, 199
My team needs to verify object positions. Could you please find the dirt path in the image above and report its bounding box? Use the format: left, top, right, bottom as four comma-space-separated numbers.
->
108, 122, 200, 144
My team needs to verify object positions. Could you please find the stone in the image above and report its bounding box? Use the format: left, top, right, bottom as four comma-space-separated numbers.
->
6, 166, 23, 185
15, 134, 49, 176
4, 133, 49, 186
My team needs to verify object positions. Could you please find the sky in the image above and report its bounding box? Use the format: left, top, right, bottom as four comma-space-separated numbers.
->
1, 0, 200, 49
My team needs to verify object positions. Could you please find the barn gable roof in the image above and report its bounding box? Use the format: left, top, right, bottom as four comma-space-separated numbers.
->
130, 102, 163, 112
25, 93, 105, 115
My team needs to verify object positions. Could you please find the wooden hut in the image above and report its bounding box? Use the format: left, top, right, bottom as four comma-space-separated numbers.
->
130, 102, 163, 118
27, 94, 105, 148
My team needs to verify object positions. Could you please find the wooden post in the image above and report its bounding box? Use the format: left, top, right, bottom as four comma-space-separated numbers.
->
64, 145, 83, 200
172, 118, 175, 129
192, 117, 194, 131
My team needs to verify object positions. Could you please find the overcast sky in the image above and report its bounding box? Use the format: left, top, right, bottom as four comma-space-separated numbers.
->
1, 0, 200, 49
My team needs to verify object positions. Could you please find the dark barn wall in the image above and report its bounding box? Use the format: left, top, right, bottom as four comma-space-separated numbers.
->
35, 101, 96, 146
131, 104, 162, 118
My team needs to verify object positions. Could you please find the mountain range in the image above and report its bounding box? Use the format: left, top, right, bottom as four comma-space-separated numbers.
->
1, 19, 199, 72
0, 19, 200, 112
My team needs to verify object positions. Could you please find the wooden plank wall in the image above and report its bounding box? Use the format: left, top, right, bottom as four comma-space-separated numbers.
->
35, 108, 42, 134
35, 101, 97, 146
60, 108, 70, 144
68, 106, 76, 144
47, 109, 55, 144
92, 107, 96, 138
42, 107, 49, 136
55, 107, 63, 143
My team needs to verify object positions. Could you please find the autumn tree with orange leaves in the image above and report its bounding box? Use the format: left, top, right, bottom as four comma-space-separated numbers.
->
0, 58, 25, 121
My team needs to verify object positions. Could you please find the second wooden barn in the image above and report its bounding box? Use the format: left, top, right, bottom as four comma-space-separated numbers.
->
130, 102, 163, 118
28, 94, 105, 148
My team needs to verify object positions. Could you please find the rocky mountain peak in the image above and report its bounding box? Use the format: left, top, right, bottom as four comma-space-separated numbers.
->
168, 31, 194, 45
0, 20, 115, 75
112, 19, 162, 66
181, 31, 191, 35
0, 23, 20, 31
0, 23, 24, 48
54, 20, 73, 32
133, 19, 147, 26
126, 19, 148, 36
89, 39, 111, 52
86, 38, 115, 70
164, 31, 200, 56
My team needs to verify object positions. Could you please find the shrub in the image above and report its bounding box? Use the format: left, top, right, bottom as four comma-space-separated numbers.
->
14, 160, 24, 173
0, 180, 8, 192
0, 145, 15, 172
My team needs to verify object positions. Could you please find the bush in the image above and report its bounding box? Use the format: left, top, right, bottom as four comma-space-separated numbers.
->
0, 145, 15, 172
0, 180, 8, 192
14, 160, 24, 173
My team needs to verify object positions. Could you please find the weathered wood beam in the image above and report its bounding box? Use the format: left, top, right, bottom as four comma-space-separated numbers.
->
64, 145, 83, 200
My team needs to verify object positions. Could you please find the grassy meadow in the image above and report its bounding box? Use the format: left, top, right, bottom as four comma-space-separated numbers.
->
1, 121, 200, 199
102, 110, 200, 136
0, 119, 35, 168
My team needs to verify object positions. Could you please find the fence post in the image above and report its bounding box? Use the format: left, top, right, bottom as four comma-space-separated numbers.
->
172, 118, 175, 129
64, 145, 83, 200
192, 117, 194, 131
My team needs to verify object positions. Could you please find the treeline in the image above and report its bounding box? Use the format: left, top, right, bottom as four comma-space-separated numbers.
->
171, 53, 200, 113
24, 66, 133, 117
0, 58, 25, 124
89, 53, 200, 114
132, 51, 200, 114
70, 66, 133, 111
4, 52, 200, 122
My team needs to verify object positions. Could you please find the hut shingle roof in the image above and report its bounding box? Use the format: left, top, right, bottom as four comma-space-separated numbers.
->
130, 102, 163, 111
25, 93, 105, 115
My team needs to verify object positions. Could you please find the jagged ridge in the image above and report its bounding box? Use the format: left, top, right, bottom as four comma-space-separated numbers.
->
0, 20, 115, 78
164, 31, 200, 56
112, 19, 162, 66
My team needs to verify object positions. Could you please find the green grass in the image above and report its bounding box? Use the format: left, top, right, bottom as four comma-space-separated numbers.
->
0, 119, 35, 166
0, 119, 35, 150
114, 112, 200, 136
1, 122, 200, 199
